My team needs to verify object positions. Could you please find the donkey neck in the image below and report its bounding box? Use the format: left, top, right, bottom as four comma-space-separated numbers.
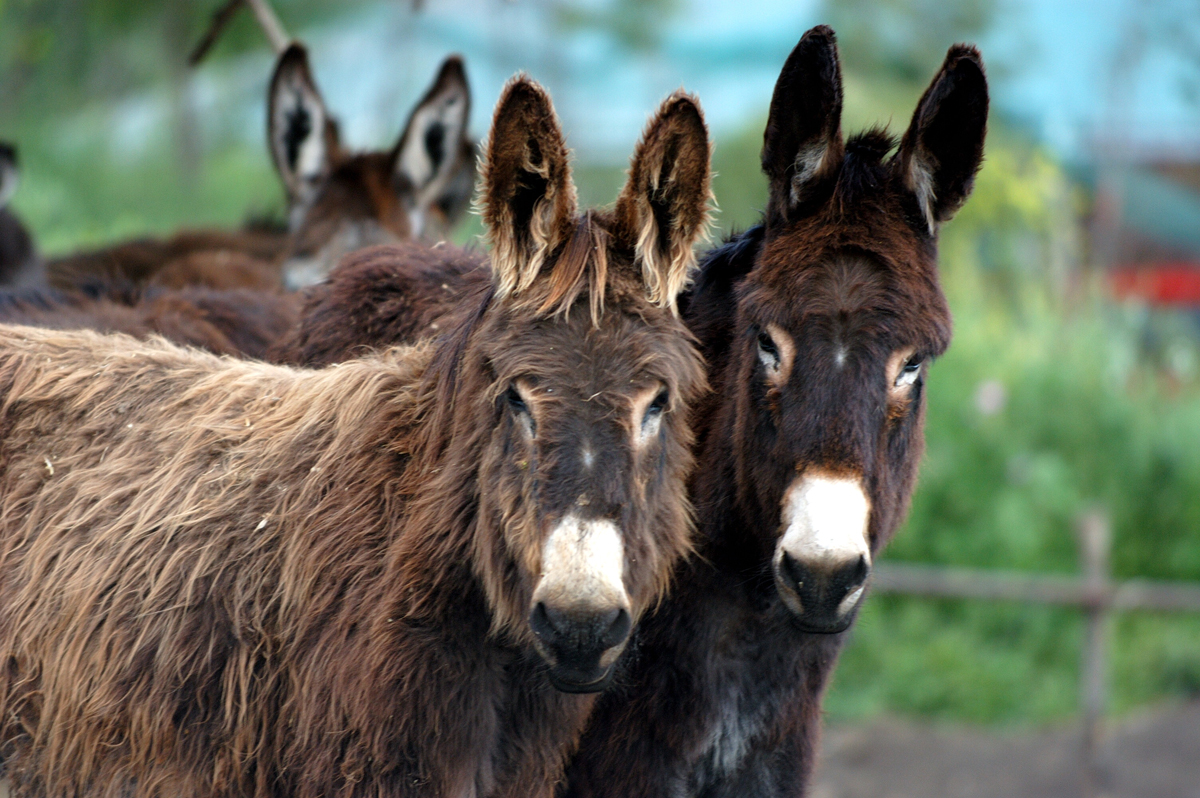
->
683, 225, 777, 575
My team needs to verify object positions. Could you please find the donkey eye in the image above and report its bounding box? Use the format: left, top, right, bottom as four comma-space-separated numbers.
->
639, 388, 669, 443
505, 386, 529, 414
504, 385, 536, 437
756, 330, 781, 371
895, 356, 923, 388
644, 389, 669, 424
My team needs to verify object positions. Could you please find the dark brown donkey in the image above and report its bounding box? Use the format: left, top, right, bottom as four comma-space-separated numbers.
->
48, 43, 474, 293
561, 28, 987, 797
270, 26, 985, 798
0, 75, 711, 798
0, 144, 44, 289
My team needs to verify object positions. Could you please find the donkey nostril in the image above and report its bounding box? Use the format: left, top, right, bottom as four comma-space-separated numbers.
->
848, 554, 869, 586
599, 608, 632, 649
530, 601, 559, 639
781, 552, 807, 589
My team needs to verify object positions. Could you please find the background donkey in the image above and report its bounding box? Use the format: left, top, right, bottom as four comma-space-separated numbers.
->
48, 42, 474, 293
562, 27, 987, 797
0, 284, 297, 359
0, 74, 711, 798
0, 144, 44, 289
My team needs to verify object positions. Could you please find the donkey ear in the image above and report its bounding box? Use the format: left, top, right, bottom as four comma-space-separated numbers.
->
268, 44, 334, 209
896, 45, 989, 232
762, 25, 844, 220
481, 76, 577, 298
0, 143, 18, 209
392, 55, 473, 236
615, 92, 712, 311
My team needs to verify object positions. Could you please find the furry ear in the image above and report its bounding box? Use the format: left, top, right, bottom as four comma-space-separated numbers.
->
267, 44, 335, 214
761, 25, 844, 221
0, 143, 18, 209
614, 92, 713, 312
480, 75, 577, 298
392, 55, 474, 237
896, 45, 989, 232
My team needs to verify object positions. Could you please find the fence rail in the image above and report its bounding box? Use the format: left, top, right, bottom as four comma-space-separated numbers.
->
872, 562, 1200, 612
866, 511, 1200, 798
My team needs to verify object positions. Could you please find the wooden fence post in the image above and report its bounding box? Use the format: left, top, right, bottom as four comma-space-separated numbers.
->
1078, 509, 1111, 798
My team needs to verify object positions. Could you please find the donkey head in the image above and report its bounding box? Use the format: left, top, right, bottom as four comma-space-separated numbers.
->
268, 44, 475, 287
0, 143, 18, 210
465, 77, 710, 692
734, 27, 986, 632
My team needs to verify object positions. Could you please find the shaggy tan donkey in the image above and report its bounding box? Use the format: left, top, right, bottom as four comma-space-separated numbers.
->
0, 75, 711, 798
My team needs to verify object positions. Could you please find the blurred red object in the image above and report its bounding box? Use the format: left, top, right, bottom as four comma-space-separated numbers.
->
1110, 263, 1200, 306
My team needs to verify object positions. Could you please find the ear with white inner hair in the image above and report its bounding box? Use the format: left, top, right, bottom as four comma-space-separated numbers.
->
614, 91, 713, 312
480, 75, 577, 298
267, 44, 334, 217
761, 25, 845, 223
896, 44, 989, 234
392, 55, 473, 238
0, 143, 18, 210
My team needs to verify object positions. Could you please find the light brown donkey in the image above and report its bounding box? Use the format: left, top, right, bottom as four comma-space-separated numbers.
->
0, 75, 711, 798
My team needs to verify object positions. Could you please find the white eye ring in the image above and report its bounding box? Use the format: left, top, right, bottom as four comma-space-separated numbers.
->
895, 359, 922, 388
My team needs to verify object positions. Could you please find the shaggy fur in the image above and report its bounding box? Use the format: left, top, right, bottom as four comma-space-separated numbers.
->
0, 75, 711, 798
272, 241, 488, 367
0, 285, 299, 360
49, 45, 475, 294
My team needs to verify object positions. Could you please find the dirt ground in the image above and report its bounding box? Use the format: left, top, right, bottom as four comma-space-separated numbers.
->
0, 704, 1193, 797
810, 701, 1200, 798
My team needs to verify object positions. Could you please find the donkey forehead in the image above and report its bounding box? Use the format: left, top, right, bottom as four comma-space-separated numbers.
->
489, 308, 694, 386
745, 252, 949, 349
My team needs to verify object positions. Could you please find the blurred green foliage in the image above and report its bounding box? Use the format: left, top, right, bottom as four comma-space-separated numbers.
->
0, 0, 345, 118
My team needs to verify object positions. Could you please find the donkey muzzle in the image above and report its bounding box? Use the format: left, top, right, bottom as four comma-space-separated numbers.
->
774, 473, 872, 633
530, 602, 632, 692
531, 515, 632, 692
776, 552, 869, 633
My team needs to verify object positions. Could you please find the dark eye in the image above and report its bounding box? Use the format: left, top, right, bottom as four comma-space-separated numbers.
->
640, 388, 669, 440
756, 329, 780, 371
504, 385, 528, 414
645, 389, 669, 422
895, 356, 923, 388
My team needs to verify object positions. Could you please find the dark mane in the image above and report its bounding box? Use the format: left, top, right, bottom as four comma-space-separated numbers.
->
417, 279, 495, 461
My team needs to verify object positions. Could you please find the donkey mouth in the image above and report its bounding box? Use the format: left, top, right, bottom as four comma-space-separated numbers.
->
773, 568, 865, 635
786, 610, 857, 635
546, 667, 614, 694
